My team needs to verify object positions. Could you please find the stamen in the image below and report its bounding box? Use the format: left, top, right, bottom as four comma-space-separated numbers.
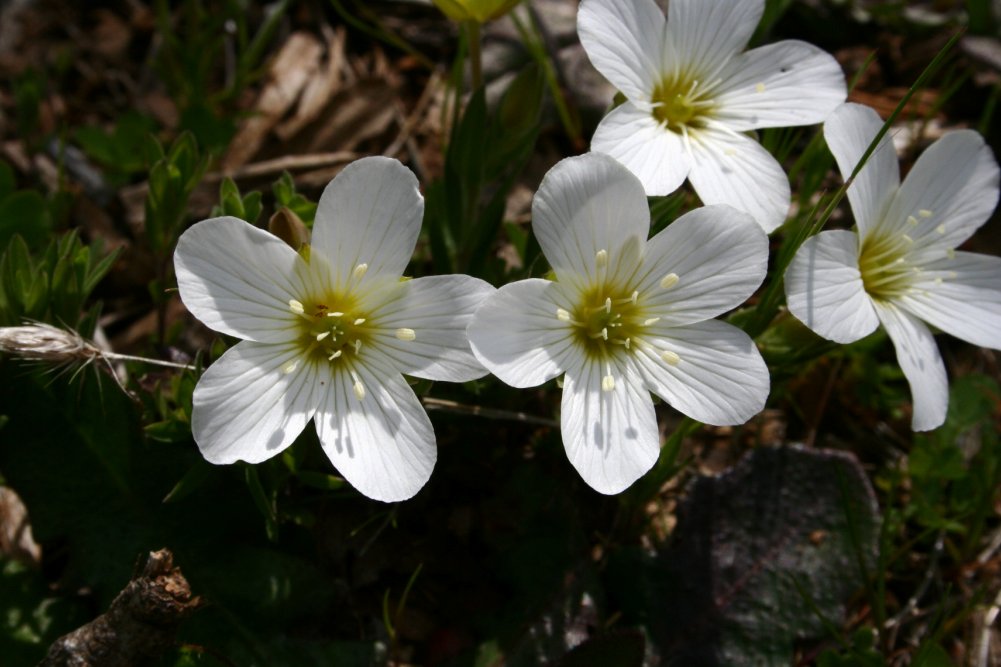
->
934, 277, 943, 285
604, 297, 612, 314
919, 209, 933, 218
601, 375, 615, 392
644, 317, 661, 326
624, 338, 631, 349
601, 327, 608, 341
353, 340, 362, 354
315, 331, 330, 341
595, 249, 608, 268
660, 273, 680, 289
282, 359, 299, 374
395, 328, 416, 341
289, 299, 305, 314
755, 82, 766, 93
661, 351, 681, 366
946, 248, 956, 259
327, 311, 344, 318
557, 308, 572, 322
631, 291, 638, 304
353, 263, 368, 280
353, 318, 366, 326
907, 216, 918, 226
902, 234, 914, 244
328, 350, 342, 360
936, 224, 945, 235
353, 381, 365, 400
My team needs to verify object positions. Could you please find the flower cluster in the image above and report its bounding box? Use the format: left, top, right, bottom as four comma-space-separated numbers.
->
173, 0, 1000, 501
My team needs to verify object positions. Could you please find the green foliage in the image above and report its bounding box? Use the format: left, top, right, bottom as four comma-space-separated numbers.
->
145, 132, 210, 255
74, 112, 159, 185
271, 172, 317, 227
210, 177, 263, 224
0, 231, 118, 330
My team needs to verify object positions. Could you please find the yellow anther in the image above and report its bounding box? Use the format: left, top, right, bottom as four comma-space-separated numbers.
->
631, 291, 639, 304
946, 248, 956, 259
755, 82, 766, 93
604, 297, 612, 314
353, 318, 366, 326
660, 273, 680, 289
316, 331, 330, 341
919, 209, 933, 218
282, 359, 299, 374
644, 317, 661, 326
289, 299, 305, 314
595, 249, 608, 268
601, 375, 615, 392
353, 263, 369, 279
661, 351, 681, 366
395, 328, 416, 341
936, 224, 945, 235
907, 216, 918, 226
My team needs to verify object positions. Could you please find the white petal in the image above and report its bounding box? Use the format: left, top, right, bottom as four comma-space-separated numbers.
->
367, 275, 495, 382
715, 40, 846, 130
192, 341, 318, 464
898, 251, 1001, 351
633, 319, 769, 425
785, 229, 879, 343
532, 153, 651, 290
174, 217, 305, 343
883, 130, 1000, 252
590, 103, 692, 197
315, 360, 435, 502
687, 128, 791, 233
632, 205, 768, 326
668, 0, 763, 79
577, 0, 666, 102
467, 278, 576, 388
872, 301, 948, 431
822, 103, 900, 237
561, 355, 660, 495
310, 156, 423, 286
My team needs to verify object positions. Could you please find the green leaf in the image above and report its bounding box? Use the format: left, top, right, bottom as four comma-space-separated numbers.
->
0, 190, 50, 249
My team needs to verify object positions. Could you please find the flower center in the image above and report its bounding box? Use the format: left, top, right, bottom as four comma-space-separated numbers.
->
651, 76, 715, 133
859, 208, 951, 301
288, 296, 372, 365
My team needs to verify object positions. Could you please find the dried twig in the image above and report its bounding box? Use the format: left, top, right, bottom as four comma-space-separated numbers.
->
39, 549, 201, 667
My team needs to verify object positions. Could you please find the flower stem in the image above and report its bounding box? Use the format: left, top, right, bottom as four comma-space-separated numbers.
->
466, 20, 483, 91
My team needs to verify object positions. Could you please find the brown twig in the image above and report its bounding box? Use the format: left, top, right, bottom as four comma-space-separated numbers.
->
39, 549, 201, 667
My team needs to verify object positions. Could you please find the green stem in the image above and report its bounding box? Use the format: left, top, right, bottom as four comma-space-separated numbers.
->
467, 20, 483, 91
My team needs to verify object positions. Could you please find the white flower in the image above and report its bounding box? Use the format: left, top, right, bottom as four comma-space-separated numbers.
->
578, 0, 846, 232
785, 103, 1001, 431
467, 153, 770, 494
174, 157, 494, 502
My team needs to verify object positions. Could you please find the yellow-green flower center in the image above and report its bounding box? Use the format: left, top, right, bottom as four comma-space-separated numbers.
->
651, 76, 715, 133
288, 295, 373, 366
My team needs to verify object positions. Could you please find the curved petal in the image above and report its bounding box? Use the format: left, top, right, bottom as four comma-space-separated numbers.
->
715, 40, 846, 130
561, 355, 660, 495
898, 251, 1001, 351
310, 156, 423, 287
668, 0, 763, 79
883, 130, 1000, 252
633, 319, 769, 425
367, 275, 495, 382
632, 205, 768, 326
872, 301, 948, 432
467, 278, 576, 388
785, 229, 879, 343
174, 217, 306, 343
315, 359, 435, 502
590, 103, 692, 197
687, 128, 791, 233
532, 153, 651, 291
823, 103, 900, 237
577, 0, 666, 102
192, 340, 319, 464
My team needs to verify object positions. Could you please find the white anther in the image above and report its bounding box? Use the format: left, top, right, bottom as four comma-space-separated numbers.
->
936, 224, 945, 235
604, 297, 612, 314
353, 318, 366, 326
395, 328, 416, 341
601, 375, 615, 392
644, 317, 661, 326
595, 249, 608, 268
282, 359, 299, 374
327, 311, 344, 318
328, 350, 342, 360
289, 299, 305, 314
353, 263, 369, 279
316, 331, 330, 341
934, 277, 943, 285
661, 351, 681, 366
624, 338, 631, 349
907, 216, 918, 226
557, 308, 572, 322
353, 340, 362, 354
601, 328, 608, 341
919, 209, 933, 218
660, 273, 679, 289
631, 291, 638, 304
946, 248, 956, 259
724, 148, 738, 156
353, 381, 366, 401
755, 82, 766, 93
902, 234, 914, 244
